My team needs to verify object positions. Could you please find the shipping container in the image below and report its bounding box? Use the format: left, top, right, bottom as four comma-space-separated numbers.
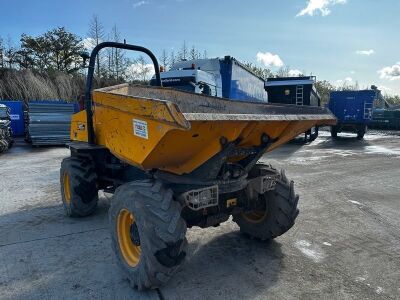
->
265, 76, 320, 107
152, 57, 268, 102
0, 101, 24, 136
370, 108, 400, 130
264, 76, 321, 142
328, 90, 377, 139
219, 56, 268, 102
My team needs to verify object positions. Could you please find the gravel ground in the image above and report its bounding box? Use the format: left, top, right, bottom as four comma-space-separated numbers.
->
0, 131, 399, 299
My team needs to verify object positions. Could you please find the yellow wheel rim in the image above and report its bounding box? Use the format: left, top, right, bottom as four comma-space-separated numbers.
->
242, 210, 267, 223
117, 209, 141, 267
63, 172, 71, 204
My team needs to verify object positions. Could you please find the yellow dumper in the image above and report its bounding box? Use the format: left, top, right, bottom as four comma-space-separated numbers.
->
60, 42, 336, 290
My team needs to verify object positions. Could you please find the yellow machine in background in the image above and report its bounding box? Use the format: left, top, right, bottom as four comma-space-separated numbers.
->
60, 42, 336, 290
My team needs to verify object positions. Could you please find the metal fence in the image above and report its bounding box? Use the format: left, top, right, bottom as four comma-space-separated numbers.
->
26, 102, 75, 146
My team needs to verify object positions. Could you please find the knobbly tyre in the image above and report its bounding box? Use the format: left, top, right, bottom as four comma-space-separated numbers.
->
59, 42, 336, 290
0, 104, 14, 153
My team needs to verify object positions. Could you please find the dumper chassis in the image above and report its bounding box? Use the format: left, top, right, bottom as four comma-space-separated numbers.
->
60, 42, 335, 290
62, 139, 299, 289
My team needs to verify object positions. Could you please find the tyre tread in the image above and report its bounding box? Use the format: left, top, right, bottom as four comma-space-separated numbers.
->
60, 157, 98, 217
109, 180, 187, 290
233, 164, 299, 241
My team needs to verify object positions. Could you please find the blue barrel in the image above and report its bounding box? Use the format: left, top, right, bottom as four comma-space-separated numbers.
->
0, 100, 25, 136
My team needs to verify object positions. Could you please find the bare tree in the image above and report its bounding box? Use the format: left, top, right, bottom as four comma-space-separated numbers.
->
0, 36, 4, 68
126, 56, 152, 82
338, 80, 359, 91
276, 66, 290, 78
106, 36, 113, 78
244, 62, 273, 80
203, 50, 208, 59
110, 24, 125, 79
136, 56, 151, 82
88, 15, 105, 77
189, 45, 198, 60
178, 41, 188, 61
4, 36, 18, 69
159, 49, 168, 70
169, 50, 176, 67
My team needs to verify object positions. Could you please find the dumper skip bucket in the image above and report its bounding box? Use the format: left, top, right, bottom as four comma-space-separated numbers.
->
70, 84, 336, 175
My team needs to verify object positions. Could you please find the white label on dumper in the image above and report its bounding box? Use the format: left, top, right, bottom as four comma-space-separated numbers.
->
133, 119, 148, 139
10, 114, 20, 120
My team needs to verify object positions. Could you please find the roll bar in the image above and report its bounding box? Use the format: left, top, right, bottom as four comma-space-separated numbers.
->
85, 42, 162, 144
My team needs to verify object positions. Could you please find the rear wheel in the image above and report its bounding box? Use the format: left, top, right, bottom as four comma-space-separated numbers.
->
233, 164, 299, 241
304, 130, 311, 143
357, 125, 366, 140
109, 180, 187, 290
60, 157, 98, 217
310, 126, 319, 142
331, 126, 338, 138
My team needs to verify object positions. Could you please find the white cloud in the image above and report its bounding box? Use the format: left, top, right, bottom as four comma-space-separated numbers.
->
133, 1, 149, 8
378, 63, 400, 81
81, 37, 96, 50
350, 70, 356, 74
126, 62, 154, 81
256, 52, 284, 67
297, 0, 347, 17
335, 77, 353, 86
356, 49, 375, 56
288, 69, 303, 77
344, 77, 353, 82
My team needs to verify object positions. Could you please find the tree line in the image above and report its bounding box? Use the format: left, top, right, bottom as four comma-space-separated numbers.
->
0, 20, 120, 101
0, 17, 398, 105
0, 26, 87, 101
0, 15, 209, 101
244, 63, 400, 105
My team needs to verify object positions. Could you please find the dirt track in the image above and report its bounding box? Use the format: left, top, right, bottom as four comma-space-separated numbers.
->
1, 131, 399, 299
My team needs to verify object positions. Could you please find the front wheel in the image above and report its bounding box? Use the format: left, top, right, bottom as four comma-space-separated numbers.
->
109, 180, 187, 290
233, 164, 299, 241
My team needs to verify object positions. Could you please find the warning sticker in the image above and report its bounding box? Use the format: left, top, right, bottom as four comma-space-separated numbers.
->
133, 119, 148, 139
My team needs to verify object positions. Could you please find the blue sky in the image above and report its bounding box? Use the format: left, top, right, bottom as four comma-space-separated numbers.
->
1, 0, 399, 94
